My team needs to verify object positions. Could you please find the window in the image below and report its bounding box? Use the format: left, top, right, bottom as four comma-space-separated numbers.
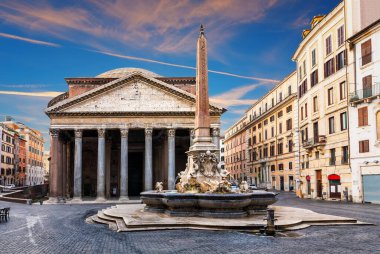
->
305, 103, 308, 118
286, 119, 292, 131
358, 107, 368, 126
337, 25, 344, 46
271, 127, 274, 137
272, 98, 274, 107
359, 140, 369, 153
315, 151, 320, 159
328, 87, 334, 105
270, 115, 275, 122
288, 140, 293, 152
329, 117, 335, 134
288, 85, 292, 96
313, 96, 318, 112
277, 143, 283, 155
361, 39, 372, 66
301, 107, 304, 120
265, 130, 268, 140
363, 75, 373, 98
340, 112, 347, 131
264, 119, 268, 125
286, 105, 292, 113
330, 148, 336, 165
299, 79, 308, 98
339, 82, 346, 100
303, 60, 306, 77
326, 35, 332, 55
270, 144, 275, 157
310, 69, 318, 87
278, 111, 283, 118
271, 165, 276, 172
279, 92, 283, 102
342, 146, 349, 164
289, 162, 293, 170
336, 50, 346, 71
324, 58, 335, 78
279, 164, 284, 171
311, 48, 316, 67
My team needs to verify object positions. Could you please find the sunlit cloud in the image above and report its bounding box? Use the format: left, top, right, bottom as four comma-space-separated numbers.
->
0, 91, 62, 97
0, 0, 278, 53
0, 32, 60, 47
210, 83, 265, 108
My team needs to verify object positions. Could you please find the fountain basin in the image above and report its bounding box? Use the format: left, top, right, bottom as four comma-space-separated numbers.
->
141, 190, 277, 218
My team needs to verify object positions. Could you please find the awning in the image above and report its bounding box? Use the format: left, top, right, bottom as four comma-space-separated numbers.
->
328, 174, 340, 180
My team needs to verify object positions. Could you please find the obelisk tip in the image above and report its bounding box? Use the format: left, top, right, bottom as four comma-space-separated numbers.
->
200, 24, 205, 36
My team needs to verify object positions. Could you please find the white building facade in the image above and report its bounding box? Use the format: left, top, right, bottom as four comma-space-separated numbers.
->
347, 19, 380, 204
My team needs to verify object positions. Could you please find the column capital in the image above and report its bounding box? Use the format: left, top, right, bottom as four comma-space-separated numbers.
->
98, 128, 106, 138
145, 128, 153, 137
50, 128, 59, 137
120, 128, 129, 138
74, 129, 83, 138
212, 127, 220, 137
168, 128, 176, 137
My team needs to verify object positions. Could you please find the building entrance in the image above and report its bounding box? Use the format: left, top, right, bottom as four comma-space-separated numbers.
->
128, 152, 144, 197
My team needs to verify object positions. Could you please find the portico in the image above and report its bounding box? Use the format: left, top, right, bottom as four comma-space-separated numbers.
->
45, 68, 224, 202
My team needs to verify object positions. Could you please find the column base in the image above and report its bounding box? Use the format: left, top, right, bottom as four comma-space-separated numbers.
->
119, 196, 130, 202
95, 196, 107, 203
71, 197, 83, 203
46, 197, 65, 204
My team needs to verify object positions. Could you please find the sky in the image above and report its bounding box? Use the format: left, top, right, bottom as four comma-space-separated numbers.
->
0, 0, 341, 150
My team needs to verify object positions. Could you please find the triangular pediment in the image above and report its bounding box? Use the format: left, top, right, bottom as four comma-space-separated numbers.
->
45, 72, 224, 116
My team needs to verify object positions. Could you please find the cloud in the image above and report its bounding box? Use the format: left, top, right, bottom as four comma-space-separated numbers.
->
0, 91, 62, 97
290, 14, 311, 29
210, 83, 265, 108
94, 49, 280, 82
0, 32, 60, 47
0, 84, 50, 89
0, 0, 279, 53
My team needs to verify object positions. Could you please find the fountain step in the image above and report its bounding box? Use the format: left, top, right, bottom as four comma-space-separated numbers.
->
96, 211, 128, 232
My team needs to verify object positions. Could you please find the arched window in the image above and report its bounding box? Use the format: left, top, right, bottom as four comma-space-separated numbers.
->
377, 111, 380, 140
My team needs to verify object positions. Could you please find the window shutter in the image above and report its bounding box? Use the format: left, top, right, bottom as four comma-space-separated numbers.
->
344, 49, 347, 65
363, 107, 368, 126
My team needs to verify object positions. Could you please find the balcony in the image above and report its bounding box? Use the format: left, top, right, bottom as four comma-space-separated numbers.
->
259, 157, 269, 164
350, 83, 380, 104
302, 135, 327, 149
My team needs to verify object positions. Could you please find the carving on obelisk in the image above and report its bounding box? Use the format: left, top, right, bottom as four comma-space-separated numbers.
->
176, 25, 228, 194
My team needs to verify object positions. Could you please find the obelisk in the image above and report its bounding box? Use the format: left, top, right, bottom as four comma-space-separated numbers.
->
190, 25, 216, 151
176, 25, 227, 192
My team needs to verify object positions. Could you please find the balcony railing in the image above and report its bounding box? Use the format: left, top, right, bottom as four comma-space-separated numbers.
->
302, 135, 327, 149
350, 83, 380, 102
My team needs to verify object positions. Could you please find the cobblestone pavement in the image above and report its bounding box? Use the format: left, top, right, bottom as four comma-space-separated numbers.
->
0, 192, 379, 254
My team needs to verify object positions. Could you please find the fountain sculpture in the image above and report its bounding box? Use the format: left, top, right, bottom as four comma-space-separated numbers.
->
141, 25, 277, 218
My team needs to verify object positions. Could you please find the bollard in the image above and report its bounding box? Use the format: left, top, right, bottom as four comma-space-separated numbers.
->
26, 199, 32, 205
264, 208, 276, 236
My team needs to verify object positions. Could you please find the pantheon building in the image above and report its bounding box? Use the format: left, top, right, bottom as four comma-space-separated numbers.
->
45, 68, 224, 202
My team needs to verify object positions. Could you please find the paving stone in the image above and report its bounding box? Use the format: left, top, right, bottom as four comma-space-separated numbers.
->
0, 192, 379, 254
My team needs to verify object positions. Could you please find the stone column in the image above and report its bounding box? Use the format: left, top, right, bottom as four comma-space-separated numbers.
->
61, 140, 67, 202
96, 128, 106, 201
144, 128, 153, 191
167, 129, 176, 190
72, 129, 82, 201
119, 129, 129, 201
189, 129, 195, 146
56, 137, 63, 202
48, 129, 59, 202
211, 127, 220, 150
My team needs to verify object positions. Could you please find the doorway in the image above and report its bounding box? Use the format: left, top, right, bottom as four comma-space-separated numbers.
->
128, 152, 143, 197
316, 170, 322, 198
280, 176, 284, 191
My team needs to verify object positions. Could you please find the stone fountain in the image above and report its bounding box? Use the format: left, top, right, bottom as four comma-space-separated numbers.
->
140, 25, 277, 218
